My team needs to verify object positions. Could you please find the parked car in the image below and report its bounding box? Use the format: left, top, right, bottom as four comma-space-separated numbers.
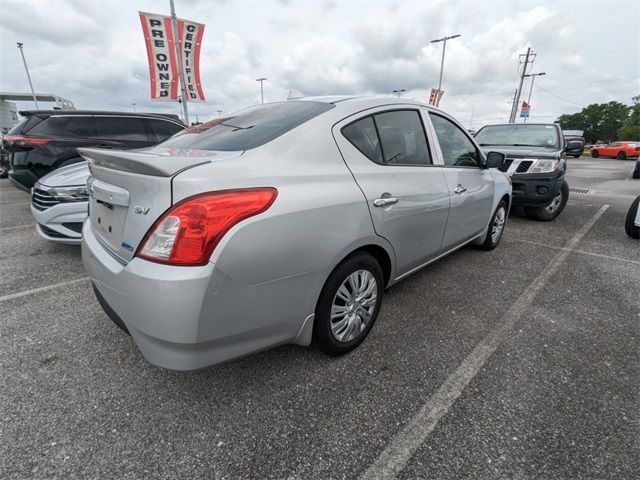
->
625, 195, 640, 239
633, 158, 640, 179
81, 97, 512, 370
474, 123, 572, 221
591, 141, 640, 160
31, 117, 226, 244
562, 130, 585, 158
0, 131, 9, 179
4, 110, 185, 192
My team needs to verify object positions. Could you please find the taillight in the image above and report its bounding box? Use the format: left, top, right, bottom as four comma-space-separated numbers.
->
136, 188, 277, 266
635, 147, 640, 152
3, 135, 51, 147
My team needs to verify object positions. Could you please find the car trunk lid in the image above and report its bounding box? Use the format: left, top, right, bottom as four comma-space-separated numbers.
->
79, 147, 242, 262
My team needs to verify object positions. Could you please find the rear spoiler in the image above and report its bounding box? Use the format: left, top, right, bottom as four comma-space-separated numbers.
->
79, 148, 212, 177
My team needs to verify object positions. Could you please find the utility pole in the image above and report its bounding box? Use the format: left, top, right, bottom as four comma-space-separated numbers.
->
256, 77, 267, 104
16, 43, 38, 109
392, 89, 406, 99
170, 0, 189, 125
431, 34, 461, 93
509, 47, 535, 123
523, 72, 545, 123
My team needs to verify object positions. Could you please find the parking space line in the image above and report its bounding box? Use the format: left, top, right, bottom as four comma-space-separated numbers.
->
0, 200, 30, 205
361, 205, 609, 479
507, 237, 640, 267
0, 224, 34, 232
0, 277, 89, 303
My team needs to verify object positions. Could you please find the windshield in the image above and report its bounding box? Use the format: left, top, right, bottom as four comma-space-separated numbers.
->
475, 124, 560, 148
158, 101, 334, 151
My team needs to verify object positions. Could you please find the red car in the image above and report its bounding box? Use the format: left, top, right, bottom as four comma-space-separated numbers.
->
591, 141, 640, 160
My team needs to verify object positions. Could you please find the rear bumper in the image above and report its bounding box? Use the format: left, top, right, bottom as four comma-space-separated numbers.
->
82, 221, 316, 370
510, 171, 564, 207
31, 202, 86, 244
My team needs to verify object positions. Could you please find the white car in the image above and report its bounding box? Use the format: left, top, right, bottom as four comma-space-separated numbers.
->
31, 162, 90, 244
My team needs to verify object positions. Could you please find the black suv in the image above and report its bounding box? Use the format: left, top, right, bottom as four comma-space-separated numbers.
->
474, 123, 578, 221
4, 111, 185, 191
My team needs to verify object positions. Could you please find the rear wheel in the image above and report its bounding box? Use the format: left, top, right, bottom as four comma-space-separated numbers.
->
479, 200, 507, 250
625, 196, 640, 239
573, 154, 581, 158
525, 181, 569, 221
617, 151, 627, 160
314, 252, 383, 356
591, 150, 599, 158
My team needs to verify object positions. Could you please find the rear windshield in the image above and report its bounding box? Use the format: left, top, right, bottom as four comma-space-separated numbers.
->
475, 124, 561, 149
160, 101, 334, 151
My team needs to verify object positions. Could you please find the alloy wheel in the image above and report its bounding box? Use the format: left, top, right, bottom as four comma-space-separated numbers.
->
491, 206, 506, 243
545, 191, 563, 214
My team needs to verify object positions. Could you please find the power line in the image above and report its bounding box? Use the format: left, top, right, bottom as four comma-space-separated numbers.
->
533, 84, 583, 106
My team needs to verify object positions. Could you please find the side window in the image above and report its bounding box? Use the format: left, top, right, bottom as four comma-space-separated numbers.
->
149, 119, 184, 141
29, 116, 96, 137
342, 116, 383, 164
429, 113, 479, 167
94, 117, 149, 141
374, 110, 431, 165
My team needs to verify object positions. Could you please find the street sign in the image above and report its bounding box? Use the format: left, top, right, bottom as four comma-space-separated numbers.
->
520, 106, 530, 118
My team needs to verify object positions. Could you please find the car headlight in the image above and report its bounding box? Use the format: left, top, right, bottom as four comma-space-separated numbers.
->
48, 186, 89, 202
530, 159, 559, 173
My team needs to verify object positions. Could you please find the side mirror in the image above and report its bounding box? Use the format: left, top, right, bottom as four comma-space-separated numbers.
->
485, 151, 506, 168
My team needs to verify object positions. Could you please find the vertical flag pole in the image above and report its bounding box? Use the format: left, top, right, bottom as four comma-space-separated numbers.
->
170, 0, 189, 125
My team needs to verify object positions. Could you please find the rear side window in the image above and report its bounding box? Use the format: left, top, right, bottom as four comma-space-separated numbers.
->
28, 116, 96, 137
342, 110, 431, 166
341, 117, 383, 163
149, 119, 184, 141
94, 117, 149, 141
161, 101, 334, 151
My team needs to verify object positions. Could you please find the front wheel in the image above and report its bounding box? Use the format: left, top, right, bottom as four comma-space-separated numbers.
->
314, 252, 384, 356
617, 151, 627, 160
591, 150, 599, 158
478, 200, 508, 250
573, 154, 581, 158
525, 181, 569, 221
625, 196, 640, 239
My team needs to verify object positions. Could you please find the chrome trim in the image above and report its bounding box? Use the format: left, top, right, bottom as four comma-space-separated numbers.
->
394, 232, 483, 282
94, 233, 129, 266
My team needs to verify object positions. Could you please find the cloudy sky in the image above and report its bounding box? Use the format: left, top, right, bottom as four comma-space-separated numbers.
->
1, 0, 638, 127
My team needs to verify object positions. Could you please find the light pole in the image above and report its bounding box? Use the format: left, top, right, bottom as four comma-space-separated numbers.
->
17, 43, 38, 109
256, 77, 267, 104
392, 89, 406, 99
524, 72, 545, 122
131, 103, 137, 112
170, 0, 189, 126
216, 109, 222, 117
430, 34, 461, 93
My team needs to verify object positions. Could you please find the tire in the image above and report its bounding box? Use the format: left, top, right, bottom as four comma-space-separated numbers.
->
617, 151, 627, 160
314, 252, 384, 356
633, 162, 640, 179
591, 150, 599, 158
573, 154, 580, 158
525, 181, 569, 221
478, 200, 508, 251
625, 196, 640, 239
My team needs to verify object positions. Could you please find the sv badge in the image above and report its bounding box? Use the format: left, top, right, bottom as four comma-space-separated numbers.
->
133, 206, 150, 215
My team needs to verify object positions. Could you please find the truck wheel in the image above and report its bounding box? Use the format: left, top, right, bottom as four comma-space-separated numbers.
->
591, 150, 599, 158
633, 162, 640, 179
617, 151, 627, 160
525, 181, 569, 221
625, 196, 640, 239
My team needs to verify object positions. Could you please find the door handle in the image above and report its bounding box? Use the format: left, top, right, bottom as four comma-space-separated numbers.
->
453, 185, 467, 194
373, 197, 399, 207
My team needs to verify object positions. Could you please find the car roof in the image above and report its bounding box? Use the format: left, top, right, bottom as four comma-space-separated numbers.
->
18, 110, 184, 124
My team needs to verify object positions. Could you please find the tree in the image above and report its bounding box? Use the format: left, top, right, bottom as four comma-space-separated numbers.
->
618, 98, 640, 140
556, 101, 631, 143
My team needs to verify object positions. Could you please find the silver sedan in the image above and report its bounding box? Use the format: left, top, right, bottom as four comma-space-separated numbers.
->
81, 97, 512, 370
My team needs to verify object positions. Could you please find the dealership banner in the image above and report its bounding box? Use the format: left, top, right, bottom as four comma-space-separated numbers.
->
139, 12, 205, 102
139, 12, 179, 101
177, 18, 206, 102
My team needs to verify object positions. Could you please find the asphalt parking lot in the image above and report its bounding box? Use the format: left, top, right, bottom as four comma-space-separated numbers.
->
1, 157, 638, 479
